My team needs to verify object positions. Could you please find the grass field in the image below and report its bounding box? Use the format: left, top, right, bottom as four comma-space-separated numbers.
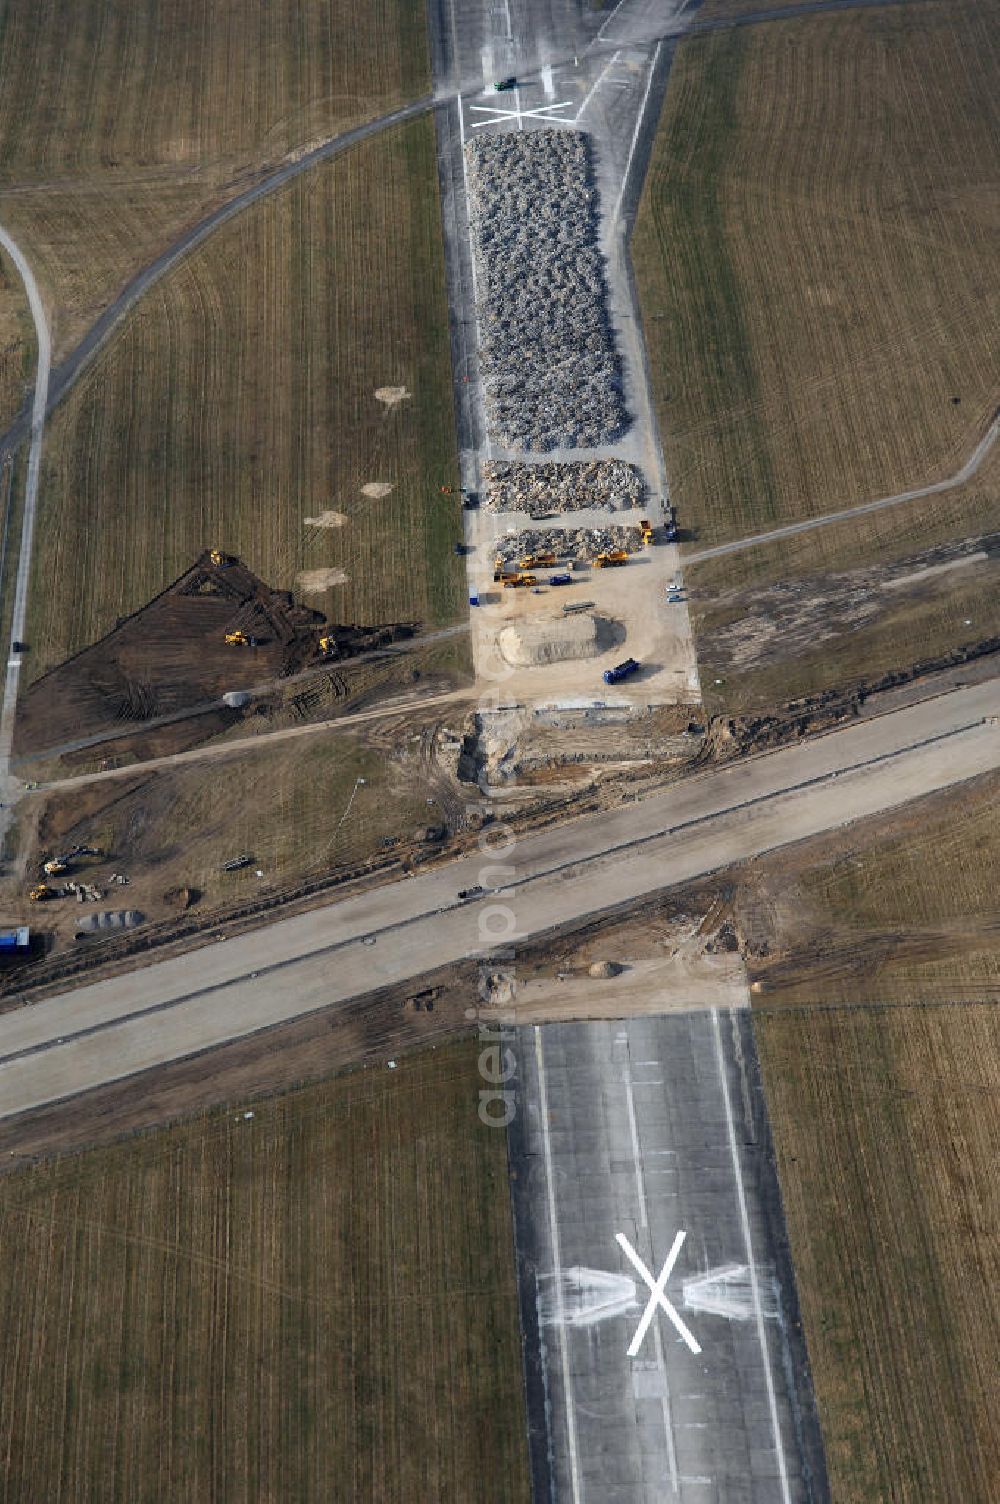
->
757, 1001, 1000, 1502
634, 1, 1000, 545
0, 1040, 530, 1502
746, 771, 1000, 1005
735, 776, 1000, 1498
0, 0, 431, 364
23, 117, 464, 680
688, 444, 1000, 712
0, 255, 32, 427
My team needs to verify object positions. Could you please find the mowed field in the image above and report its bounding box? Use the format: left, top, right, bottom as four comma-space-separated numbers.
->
0, 1041, 530, 1502
23, 118, 464, 681
735, 775, 1000, 1499
0, 253, 32, 428
0, 0, 431, 367
748, 771, 1000, 1006
634, 1, 1000, 544
757, 1002, 1000, 1502
687, 443, 1000, 711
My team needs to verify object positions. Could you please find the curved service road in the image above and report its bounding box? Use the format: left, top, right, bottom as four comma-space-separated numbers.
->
686, 410, 1000, 569
0, 229, 49, 778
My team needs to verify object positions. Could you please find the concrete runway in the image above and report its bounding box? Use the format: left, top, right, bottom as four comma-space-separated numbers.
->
1, 676, 999, 1118
509, 1012, 828, 1501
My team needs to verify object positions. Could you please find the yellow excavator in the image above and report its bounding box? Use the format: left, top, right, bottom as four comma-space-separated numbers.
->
29, 883, 55, 902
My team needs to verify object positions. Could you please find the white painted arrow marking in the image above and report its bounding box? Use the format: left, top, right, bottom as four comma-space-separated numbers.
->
616, 1230, 702, 1356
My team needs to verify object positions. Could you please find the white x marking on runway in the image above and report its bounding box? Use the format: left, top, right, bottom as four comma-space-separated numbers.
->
616, 1230, 702, 1357
469, 101, 575, 129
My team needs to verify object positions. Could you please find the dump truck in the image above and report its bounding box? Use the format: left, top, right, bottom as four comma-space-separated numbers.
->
603, 657, 640, 686
593, 550, 629, 568
503, 573, 538, 589
225, 629, 257, 647
663, 504, 679, 542
519, 552, 557, 570
548, 573, 573, 586
29, 883, 56, 902
640, 519, 655, 544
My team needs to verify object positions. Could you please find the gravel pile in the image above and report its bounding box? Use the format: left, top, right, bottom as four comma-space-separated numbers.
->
494, 524, 643, 567
483, 459, 643, 514
465, 130, 628, 451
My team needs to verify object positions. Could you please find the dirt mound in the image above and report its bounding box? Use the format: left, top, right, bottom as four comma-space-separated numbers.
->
498, 614, 623, 668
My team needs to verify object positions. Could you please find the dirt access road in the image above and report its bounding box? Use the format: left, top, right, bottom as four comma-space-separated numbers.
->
2, 676, 999, 1119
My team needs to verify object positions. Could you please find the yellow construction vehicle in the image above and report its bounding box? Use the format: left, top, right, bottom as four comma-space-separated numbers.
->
518, 552, 557, 570
225, 629, 250, 647
593, 550, 629, 568
29, 883, 55, 902
210, 548, 231, 567
318, 635, 338, 657
43, 858, 68, 876
503, 572, 537, 589
639, 519, 655, 545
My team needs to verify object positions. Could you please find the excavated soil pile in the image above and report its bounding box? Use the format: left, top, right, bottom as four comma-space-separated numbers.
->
15, 551, 412, 757
498, 613, 623, 667
465, 129, 627, 450
483, 459, 643, 515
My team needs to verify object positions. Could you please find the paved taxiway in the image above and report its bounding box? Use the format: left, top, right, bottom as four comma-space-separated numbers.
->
0, 677, 998, 1117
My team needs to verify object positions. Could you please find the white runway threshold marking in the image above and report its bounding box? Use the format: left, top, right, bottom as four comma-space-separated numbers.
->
534, 1027, 583, 1504
712, 1009, 793, 1504
617, 1230, 702, 1357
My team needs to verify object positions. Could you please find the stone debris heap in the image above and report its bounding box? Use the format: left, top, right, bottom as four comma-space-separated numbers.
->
494, 524, 643, 567
465, 130, 628, 451
483, 459, 643, 515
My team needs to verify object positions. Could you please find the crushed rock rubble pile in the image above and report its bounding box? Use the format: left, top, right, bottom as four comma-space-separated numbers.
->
494, 524, 643, 566
465, 129, 628, 451
483, 459, 643, 514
